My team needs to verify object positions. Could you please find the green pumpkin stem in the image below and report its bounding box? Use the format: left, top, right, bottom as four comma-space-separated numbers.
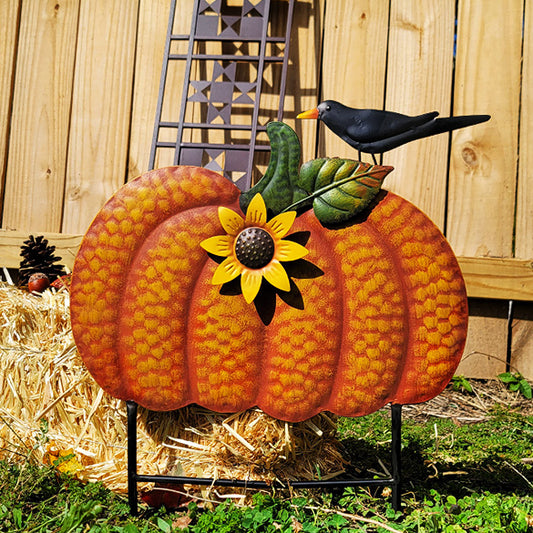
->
239, 121, 301, 215
240, 121, 394, 225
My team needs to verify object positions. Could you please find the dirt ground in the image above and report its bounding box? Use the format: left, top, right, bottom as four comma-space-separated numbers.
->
403, 379, 533, 424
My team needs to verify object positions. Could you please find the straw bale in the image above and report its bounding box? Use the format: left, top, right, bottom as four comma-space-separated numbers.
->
0, 282, 346, 495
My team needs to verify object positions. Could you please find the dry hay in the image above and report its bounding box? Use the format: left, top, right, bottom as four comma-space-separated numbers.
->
403, 376, 533, 424
0, 281, 346, 497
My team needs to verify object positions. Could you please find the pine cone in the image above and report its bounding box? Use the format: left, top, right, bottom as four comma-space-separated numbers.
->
19, 235, 66, 286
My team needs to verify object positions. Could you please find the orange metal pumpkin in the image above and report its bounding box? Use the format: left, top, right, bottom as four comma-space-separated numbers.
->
70, 164, 467, 422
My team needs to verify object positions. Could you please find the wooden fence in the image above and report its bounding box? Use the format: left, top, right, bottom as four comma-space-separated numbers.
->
0, 0, 532, 378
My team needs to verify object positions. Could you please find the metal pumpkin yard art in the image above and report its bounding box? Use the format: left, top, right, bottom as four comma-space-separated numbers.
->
70, 122, 468, 422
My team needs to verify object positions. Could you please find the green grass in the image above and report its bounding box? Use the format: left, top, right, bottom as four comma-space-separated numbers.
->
338, 406, 533, 497
1, 404, 532, 532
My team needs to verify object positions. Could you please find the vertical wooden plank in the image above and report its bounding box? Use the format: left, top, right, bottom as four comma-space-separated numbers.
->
245, 0, 317, 182
62, 0, 139, 234
281, 0, 325, 163
315, 0, 389, 162
516, 1, 533, 260
128, 0, 196, 179
511, 302, 533, 380
2, 0, 79, 233
447, 0, 522, 257
455, 299, 508, 379
127, 0, 171, 180
513, 6, 533, 382
157, 0, 198, 169
383, 0, 455, 228
0, 0, 20, 210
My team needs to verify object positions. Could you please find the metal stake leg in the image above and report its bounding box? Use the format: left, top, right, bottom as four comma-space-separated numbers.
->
391, 404, 402, 512
125, 402, 403, 514
127, 400, 139, 516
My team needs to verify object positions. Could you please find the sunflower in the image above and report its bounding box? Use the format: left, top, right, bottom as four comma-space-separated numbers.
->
200, 194, 309, 304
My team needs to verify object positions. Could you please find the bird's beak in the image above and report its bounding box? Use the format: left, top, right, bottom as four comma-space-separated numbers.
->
297, 108, 319, 120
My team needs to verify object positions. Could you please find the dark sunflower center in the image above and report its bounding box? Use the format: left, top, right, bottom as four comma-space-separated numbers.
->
234, 227, 275, 269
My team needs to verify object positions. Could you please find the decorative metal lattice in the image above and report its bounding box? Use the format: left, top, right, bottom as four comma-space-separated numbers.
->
149, 0, 296, 190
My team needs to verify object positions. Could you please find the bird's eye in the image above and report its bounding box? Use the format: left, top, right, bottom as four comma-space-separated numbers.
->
326, 105, 331, 111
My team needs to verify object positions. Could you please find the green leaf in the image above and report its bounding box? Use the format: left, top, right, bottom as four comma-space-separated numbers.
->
240, 123, 393, 224
291, 157, 394, 225
452, 375, 473, 393
157, 517, 172, 533
498, 372, 516, 384
519, 379, 532, 399
498, 372, 532, 399
12, 507, 23, 529
326, 513, 349, 527
447, 495, 458, 506
240, 121, 301, 215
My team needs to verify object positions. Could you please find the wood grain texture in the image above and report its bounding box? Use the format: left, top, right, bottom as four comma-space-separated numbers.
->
456, 299, 508, 379
62, 0, 139, 234
511, 302, 533, 380
2, 0, 79, 233
129, 0, 196, 175
458, 257, 533, 301
383, 0, 455, 229
317, 0, 389, 161
516, 1, 533, 259
447, 0, 522, 257
284, 0, 324, 163
0, 0, 20, 207
127, 0, 173, 180
0, 229, 82, 270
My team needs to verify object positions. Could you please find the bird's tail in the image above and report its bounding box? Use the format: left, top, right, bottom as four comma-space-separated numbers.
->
363, 114, 490, 154
430, 114, 491, 136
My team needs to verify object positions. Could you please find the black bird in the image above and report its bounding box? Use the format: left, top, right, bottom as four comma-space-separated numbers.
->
297, 100, 490, 163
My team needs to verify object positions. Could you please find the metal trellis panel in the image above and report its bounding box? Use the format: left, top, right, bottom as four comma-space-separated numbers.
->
148, 0, 296, 190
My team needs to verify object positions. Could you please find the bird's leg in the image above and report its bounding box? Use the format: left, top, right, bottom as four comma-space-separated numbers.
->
358, 150, 362, 162
371, 153, 378, 165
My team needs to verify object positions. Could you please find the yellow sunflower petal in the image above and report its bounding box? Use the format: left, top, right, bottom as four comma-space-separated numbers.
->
240, 270, 263, 303
218, 206, 244, 235
200, 235, 234, 257
276, 239, 309, 261
212, 257, 242, 285
245, 194, 267, 227
266, 211, 296, 238
263, 260, 291, 292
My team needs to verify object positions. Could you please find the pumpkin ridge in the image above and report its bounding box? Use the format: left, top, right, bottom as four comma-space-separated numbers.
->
257, 212, 343, 421
365, 193, 467, 404
322, 204, 407, 416
71, 166, 241, 406
117, 206, 225, 410
112, 186, 196, 406
364, 193, 429, 403
357, 192, 414, 403
187, 245, 265, 413
302, 213, 348, 410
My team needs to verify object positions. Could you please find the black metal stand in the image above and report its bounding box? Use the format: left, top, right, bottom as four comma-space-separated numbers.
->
126, 401, 402, 515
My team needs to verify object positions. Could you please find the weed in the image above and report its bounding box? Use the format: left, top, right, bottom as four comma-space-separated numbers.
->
451, 375, 473, 394
499, 372, 533, 399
